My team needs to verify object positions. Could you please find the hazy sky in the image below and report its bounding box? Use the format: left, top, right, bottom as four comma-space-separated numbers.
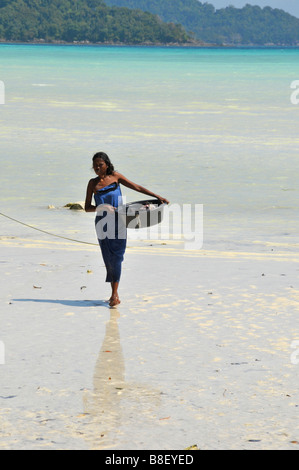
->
210, 1, 299, 18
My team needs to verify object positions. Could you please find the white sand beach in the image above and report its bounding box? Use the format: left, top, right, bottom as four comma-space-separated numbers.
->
1, 232, 299, 450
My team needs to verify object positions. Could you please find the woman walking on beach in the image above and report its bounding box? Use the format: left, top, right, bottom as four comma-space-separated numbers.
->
85, 152, 169, 307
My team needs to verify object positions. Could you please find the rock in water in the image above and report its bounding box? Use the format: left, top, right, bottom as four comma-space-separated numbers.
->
64, 203, 84, 211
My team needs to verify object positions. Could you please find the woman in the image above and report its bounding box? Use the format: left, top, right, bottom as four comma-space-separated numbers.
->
85, 152, 169, 307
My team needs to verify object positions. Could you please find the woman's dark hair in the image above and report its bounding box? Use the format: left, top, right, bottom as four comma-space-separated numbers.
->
92, 152, 115, 175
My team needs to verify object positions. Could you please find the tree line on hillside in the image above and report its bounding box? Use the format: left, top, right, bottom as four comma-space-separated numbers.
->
105, 0, 299, 45
0, 0, 190, 44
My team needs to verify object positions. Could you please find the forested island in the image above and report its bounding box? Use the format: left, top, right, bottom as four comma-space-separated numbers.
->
0, 0, 190, 45
105, 0, 299, 46
1, 0, 299, 46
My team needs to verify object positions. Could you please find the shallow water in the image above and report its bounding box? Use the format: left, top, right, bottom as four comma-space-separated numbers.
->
1, 45, 299, 250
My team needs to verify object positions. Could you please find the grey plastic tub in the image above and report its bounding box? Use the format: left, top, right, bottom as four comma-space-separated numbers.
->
117, 199, 166, 229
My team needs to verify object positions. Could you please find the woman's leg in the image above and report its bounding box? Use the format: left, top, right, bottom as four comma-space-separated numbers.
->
110, 281, 120, 306
97, 215, 126, 306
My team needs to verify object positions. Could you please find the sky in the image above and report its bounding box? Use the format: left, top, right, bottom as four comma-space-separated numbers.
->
210, 1, 299, 18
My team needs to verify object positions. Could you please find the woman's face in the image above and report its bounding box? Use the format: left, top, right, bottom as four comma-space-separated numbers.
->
93, 158, 108, 177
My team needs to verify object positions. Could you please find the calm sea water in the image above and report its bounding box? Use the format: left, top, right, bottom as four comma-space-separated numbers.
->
1, 44, 299, 250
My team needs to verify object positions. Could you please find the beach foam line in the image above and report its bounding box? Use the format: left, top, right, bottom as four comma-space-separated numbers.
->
253, 240, 299, 249
127, 246, 299, 262
1, 236, 299, 262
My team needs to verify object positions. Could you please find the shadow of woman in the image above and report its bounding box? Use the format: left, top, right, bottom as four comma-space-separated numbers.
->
12, 299, 109, 308
82, 309, 162, 450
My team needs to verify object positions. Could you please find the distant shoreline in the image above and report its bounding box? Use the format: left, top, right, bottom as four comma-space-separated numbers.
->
0, 39, 215, 48
1, 39, 299, 48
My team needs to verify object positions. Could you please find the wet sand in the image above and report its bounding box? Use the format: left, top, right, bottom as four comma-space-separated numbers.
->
1, 235, 299, 449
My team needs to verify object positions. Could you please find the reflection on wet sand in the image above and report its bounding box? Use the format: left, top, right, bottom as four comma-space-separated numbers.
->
83, 309, 161, 450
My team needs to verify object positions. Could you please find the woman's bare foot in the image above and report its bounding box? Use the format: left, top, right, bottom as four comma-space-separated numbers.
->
109, 295, 121, 307
109, 281, 120, 307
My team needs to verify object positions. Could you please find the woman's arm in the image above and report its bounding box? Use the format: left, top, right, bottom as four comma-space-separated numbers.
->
116, 172, 169, 204
84, 179, 97, 213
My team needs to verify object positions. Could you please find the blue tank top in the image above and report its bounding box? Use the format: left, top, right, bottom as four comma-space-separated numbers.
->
94, 182, 123, 208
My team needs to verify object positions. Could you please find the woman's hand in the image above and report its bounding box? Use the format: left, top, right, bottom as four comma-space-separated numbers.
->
96, 204, 116, 215
157, 196, 170, 205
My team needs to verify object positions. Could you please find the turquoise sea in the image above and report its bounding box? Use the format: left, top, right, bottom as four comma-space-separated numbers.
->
1, 44, 299, 249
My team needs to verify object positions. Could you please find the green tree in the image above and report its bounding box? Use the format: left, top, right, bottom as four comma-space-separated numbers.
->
105, 0, 299, 45
0, 0, 190, 44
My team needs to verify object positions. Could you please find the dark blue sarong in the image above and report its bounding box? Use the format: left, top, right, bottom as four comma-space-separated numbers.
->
94, 183, 127, 283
